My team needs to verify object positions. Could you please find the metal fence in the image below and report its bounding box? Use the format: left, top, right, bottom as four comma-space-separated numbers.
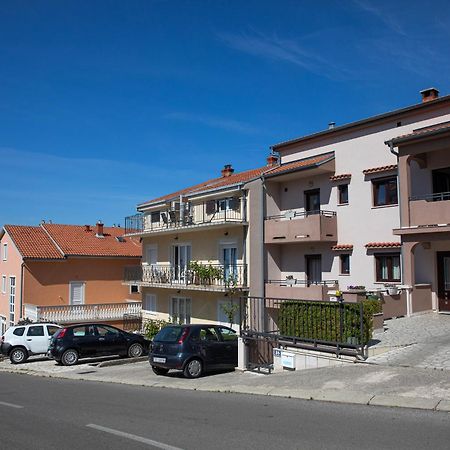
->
240, 296, 366, 357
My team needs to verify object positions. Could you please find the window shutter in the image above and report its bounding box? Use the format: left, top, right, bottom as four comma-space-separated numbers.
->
206, 200, 215, 215
229, 197, 240, 211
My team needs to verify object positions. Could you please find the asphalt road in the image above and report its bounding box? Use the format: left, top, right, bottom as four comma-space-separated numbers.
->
0, 372, 449, 450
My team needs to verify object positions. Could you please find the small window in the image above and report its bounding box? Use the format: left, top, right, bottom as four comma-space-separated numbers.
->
96, 325, 121, 336
199, 327, 219, 341
373, 177, 398, 207
151, 211, 160, 223
13, 327, 25, 336
217, 198, 231, 211
27, 326, 44, 337
218, 327, 237, 341
340, 254, 350, 275
2, 243, 7, 261
47, 325, 60, 336
1, 276, 6, 293
375, 253, 401, 282
130, 285, 140, 294
338, 184, 349, 205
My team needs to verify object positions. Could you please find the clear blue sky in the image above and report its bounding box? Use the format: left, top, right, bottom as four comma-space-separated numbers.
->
1, 0, 449, 227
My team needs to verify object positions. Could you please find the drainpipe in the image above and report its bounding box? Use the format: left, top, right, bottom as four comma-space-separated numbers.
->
20, 262, 24, 320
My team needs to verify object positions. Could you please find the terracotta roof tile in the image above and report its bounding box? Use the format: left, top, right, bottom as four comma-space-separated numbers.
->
264, 152, 334, 177
41, 224, 141, 257
362, 165, 397, 175
331, 244, 354, 251
330, 174, 351, 181
4, 224, 141, 259
365, 242, 401, 249
390, 121, 450, 144
5, 225, 64, 259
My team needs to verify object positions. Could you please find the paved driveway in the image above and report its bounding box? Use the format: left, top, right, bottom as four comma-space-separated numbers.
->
367, 312, 450, 370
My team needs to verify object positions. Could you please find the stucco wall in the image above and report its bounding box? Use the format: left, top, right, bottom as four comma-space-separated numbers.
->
0, 231, 23, 327
23, 257, 141, 308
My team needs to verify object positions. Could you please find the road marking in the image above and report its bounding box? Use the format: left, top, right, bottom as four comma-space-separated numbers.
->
86, 424, 184, 450
0, 401, 24, 409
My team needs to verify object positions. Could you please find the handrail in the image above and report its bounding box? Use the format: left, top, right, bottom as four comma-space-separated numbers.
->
409, 191, 450, 202
266, 210, 336, 220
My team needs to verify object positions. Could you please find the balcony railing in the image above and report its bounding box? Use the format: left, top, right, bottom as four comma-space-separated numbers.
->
266, 279, 339, 286
26, 302, 142, 324
125, 197, 246, 235
124, 264, 248, 290
265, 279, 338, 301
264, 210, 337, 244
407, 191, 450, 228
409, 191, 450, 202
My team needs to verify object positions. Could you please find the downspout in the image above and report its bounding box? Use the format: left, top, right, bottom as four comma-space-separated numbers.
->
20, 262, 24, 320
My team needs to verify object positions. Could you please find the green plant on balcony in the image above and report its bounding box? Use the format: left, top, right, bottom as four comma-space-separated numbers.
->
189, 261, 223, 285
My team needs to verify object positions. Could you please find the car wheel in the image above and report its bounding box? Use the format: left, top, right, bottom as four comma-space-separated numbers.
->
183, 358, 203, 379
10, 347, 28, 364
152, 366, 169, 376
61, 349, 79, 366
127, 343, 144, 358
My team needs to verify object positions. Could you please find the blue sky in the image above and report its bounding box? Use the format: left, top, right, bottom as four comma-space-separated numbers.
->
1, 0, 449, 226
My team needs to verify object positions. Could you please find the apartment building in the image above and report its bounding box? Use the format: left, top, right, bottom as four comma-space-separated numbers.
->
387, 115, 450, 313
124, 163, 272, 326
263, 88, 450, 313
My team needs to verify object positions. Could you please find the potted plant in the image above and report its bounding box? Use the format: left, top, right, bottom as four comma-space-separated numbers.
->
285, 275, 296, 286
385, 284, 400, 295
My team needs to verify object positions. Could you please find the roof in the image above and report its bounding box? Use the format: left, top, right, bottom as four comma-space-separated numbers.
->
365, 242, 402, 249
387, 120, 450, 146
262, 152, 335, 178
138, 166, 268, 208
330, 174, 351, 181
331, 244, 353, 251
4, 224, 141, 260
362, 165, 398, 175
271, 93, 450, 150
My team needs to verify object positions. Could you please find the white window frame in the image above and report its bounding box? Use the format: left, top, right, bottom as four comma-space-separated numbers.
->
1, 275, 6, 294
144, 244, 158, 265
3, 243, 7, 261
69, 281, 85, 305
129, 284, 140, 294
143, 293, 157, 313
9, 276, 16, 326
170, 296, 191, 324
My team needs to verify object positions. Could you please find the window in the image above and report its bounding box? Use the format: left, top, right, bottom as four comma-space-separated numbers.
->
151, 211, 161, 223
72, 326, 88, 337
9, 277, 15, 326
13, 327, 25, 336
145, 244, 157, 265
130, 284, 140, 294
199, 327, 219, 341
27, 326, 44, 337
171, 297, 191, 324
144, 293, 157, 313
216, 197, 239, 212
338, 184, 349, 205
375, 253, 401, 282
340, 254, 350, 275
96, 325, 120, 336
1, 276, 6, 293
3, 243, 7, 261
218, 327, 237, 341
373, 177, 398, 207
47, 325, 60, 336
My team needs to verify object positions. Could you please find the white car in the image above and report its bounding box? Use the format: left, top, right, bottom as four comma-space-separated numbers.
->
1, 323, 61, 364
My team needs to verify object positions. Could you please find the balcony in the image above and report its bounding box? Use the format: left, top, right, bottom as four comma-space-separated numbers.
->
24, 302, 142, 324
264, 210, 337, 244
125, 197, 246, 236
124, 264, 248, 292
265, 279, 338, 301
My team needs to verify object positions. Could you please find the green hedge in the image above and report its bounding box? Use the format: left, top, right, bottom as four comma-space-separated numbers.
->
277, 299, 381, 345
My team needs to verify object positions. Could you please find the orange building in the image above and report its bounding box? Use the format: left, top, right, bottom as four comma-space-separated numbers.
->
0, 222, 141, 332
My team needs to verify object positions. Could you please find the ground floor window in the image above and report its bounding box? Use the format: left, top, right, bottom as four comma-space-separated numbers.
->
340, 254, 350, 275
375, 253, 401, 282
143, 293, 157, 313
171, 297, 191, 324
9, 276, 16, 326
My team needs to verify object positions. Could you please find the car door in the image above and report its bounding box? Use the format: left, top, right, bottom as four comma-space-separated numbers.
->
95, 325, 127, 355
198, 326, 225, 369
216, 326, 238, 366
71, 325, 99, 357
26, 325, 49, 354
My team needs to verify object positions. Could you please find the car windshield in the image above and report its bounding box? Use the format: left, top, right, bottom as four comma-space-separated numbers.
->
154, 326, 184, 343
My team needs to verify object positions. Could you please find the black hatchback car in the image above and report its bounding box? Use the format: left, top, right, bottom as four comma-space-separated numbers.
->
149, 324, 238, 378
48, 323, 149, 366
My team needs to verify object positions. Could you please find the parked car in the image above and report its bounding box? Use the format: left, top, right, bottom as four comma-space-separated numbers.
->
48, 323, 149, 366
1, 323, 61, 364
149, 324, 238, 378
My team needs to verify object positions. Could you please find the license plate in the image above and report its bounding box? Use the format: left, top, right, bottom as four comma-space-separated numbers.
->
153, 357, 166, 363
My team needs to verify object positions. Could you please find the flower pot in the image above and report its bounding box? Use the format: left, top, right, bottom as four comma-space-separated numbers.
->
387, 287, 399, 296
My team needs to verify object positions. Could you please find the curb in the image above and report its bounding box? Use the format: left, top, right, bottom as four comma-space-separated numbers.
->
96, 356, 147, 368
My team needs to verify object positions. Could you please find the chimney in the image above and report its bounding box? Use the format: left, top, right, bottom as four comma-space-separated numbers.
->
266, 154, 279, 167
221, 164, 234, 177
96, 221, 104, 238
328, 122, 336, 129
84, 224, 91, 232
420, 87, 439, 103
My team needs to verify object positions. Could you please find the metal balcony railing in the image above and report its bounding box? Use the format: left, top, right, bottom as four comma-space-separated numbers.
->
124, 264, 248, 289
266, 210, 336, 220
266, 279, 338, 287
410, 191, 450, 202
125, 197, 246, 235
31, 302, 142, 324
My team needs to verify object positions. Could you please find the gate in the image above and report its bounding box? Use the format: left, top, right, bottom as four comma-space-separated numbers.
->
244, 333, 277, 373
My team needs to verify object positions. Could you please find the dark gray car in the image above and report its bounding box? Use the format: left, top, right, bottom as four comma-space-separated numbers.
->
149, 324, 238, 378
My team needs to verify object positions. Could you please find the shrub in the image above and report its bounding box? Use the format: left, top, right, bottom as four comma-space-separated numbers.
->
142, 319, 170, 340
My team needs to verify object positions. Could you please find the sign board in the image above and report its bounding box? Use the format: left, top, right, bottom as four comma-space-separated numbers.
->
281, 351, 295, 369
273, 348, 282, 358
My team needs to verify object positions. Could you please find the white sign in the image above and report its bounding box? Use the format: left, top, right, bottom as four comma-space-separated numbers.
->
273, 348, 282, 358
281, 351, 295, 369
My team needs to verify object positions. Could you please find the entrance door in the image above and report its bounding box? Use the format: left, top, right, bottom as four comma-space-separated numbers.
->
70, 282, 85, 305
305, 189, 320, 214
306, 255, 322, 286
437, 252, 450, 312
172, 244, 191, 282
